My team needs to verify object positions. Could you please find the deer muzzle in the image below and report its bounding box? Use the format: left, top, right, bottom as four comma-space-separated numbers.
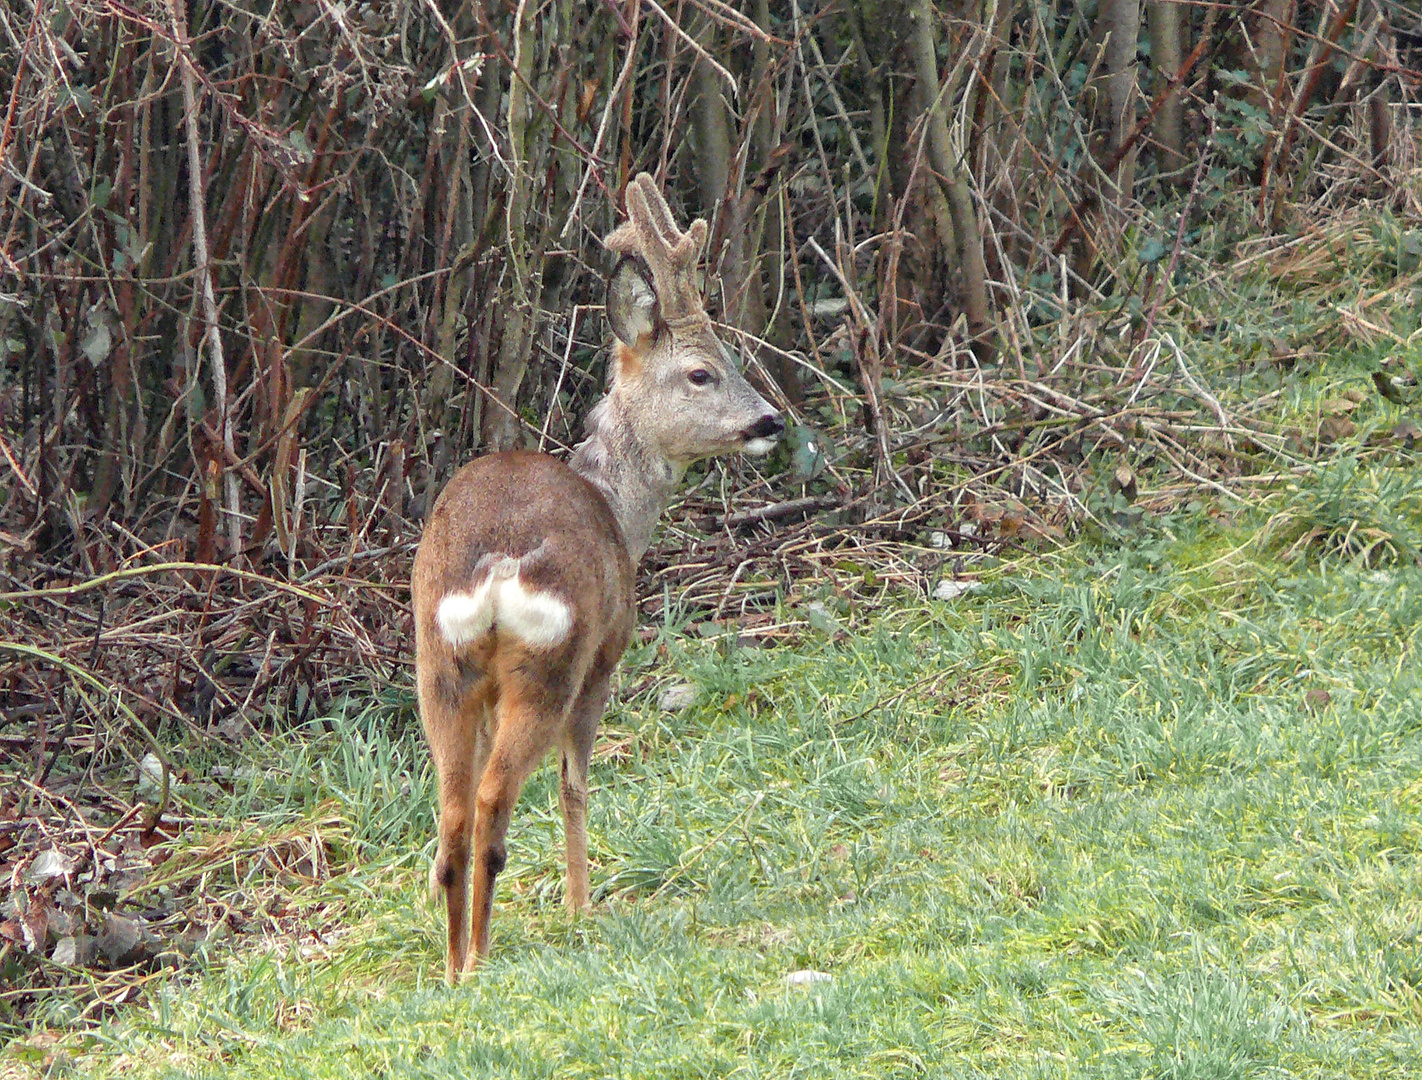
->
741, 412, 785, 455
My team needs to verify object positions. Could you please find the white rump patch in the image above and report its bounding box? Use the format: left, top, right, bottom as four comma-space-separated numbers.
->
435, 586, 496, 647
490, 576, 574, 648
743, 437, 776, 456
436, 557, 573, 650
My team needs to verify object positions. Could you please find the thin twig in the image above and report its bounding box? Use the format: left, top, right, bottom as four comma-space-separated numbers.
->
169, 0, 240, 555
722, 495, 842, 529
643, 0, 739, 98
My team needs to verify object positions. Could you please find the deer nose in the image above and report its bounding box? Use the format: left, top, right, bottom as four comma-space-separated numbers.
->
746, 413, 784, 441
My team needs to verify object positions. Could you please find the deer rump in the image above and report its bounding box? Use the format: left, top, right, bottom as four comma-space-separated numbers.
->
417, 451, 635, 662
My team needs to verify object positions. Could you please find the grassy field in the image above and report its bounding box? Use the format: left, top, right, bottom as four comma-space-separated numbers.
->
8, 496, 1420, 1078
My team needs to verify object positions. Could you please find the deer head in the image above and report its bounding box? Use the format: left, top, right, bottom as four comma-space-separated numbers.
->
599, 173, 782, 466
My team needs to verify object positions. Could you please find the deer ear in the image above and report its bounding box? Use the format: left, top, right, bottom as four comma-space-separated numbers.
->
606, 257, 659, 347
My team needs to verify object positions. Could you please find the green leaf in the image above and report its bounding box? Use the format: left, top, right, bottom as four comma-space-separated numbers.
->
289, 130, 314, 163
1139, 239, 1168, 264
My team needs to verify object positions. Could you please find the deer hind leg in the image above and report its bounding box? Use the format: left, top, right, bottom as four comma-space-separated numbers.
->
466, 681, 562, 968
422, 667, 494, 984
560, 674, 610, 912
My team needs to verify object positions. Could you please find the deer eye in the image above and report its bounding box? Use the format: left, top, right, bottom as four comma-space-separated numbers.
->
687, 368, 713, 387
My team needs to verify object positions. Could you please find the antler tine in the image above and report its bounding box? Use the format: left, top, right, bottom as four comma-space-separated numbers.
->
605, 174, 708, 324
642, 175, 709, 270
604, 179, 660, 262
632, 175, 689, 256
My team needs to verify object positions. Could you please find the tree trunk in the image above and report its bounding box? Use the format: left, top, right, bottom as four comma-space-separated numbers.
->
1365, 14, 1395, 174
1249, 0, 1297, 118
905, 0, 993, 360
1099, 0, 1142, 199
1147, 1, 1187, 181
691, 18, 731, 218
481, 1, 540, 452
747, 0, 795, 402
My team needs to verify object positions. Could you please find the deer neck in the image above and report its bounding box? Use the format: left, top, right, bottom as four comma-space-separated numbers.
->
568, 394, 684, 564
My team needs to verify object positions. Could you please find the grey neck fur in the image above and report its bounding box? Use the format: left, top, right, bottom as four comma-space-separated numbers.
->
568, 394, 684, 563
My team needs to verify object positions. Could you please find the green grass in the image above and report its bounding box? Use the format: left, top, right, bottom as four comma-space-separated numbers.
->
9, 511, 1422, 1078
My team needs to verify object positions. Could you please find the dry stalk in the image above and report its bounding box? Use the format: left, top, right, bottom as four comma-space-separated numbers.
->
168, 0, 239, 555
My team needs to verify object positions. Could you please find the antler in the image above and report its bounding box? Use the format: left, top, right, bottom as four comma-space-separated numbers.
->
604, 173, 709, 325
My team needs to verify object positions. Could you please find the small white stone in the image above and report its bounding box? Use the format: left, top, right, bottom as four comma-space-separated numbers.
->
209, 764, 261, 782
933, 579, 981, 602
803, 601, 844, 636
785, 969, 833, 987
137, 752, 166, 793
658, 683, 698, 712
52, 936, 81, 966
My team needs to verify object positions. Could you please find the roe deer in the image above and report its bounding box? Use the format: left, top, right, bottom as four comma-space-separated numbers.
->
413, 173, 783, 981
